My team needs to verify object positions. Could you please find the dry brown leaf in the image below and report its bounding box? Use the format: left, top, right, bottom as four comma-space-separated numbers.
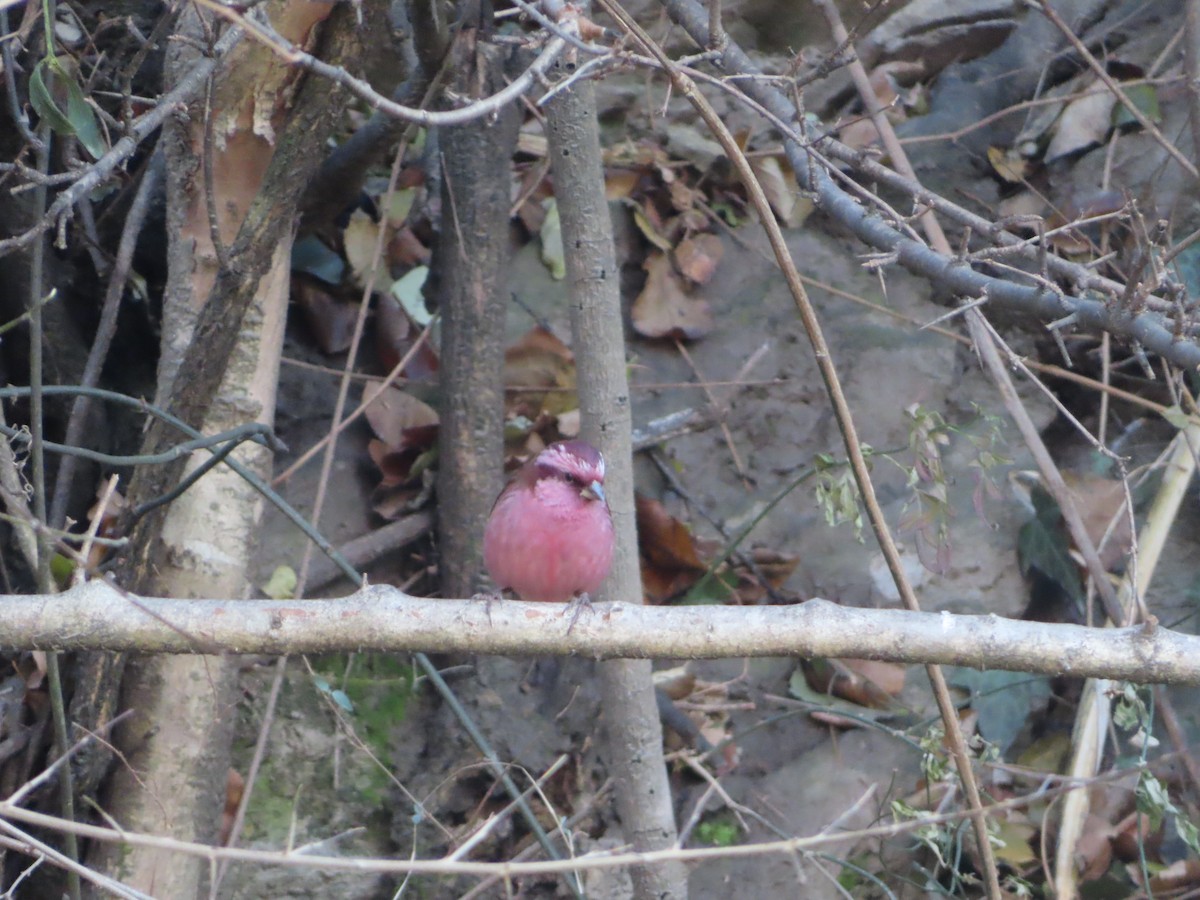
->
1111, 811, 1161, 863
674, 233, 723, 285
371, 482, 423, 520
292, 275, 358, 355
368, 439, 411, 487
1062, 471, 1132, 571
343, 208, 386, 287
363, 386, 438, 448
603, 138, 671, 169
632, 203, 674, 252
1147, 858, 1200, 893
1045, 78, 1116, 161
375, 293, 438, 380
605, 169, 640, 200
748, 155, 810, 226
220, 768, 245, 845
556, 408, 580, 437
1075, 813, 1116, 882
636, 494, 711, 602
503, 326, 578, 419
667, 178, 698, 212
367, 423, 438, 519
387, 226, 430, 269
802, 657, 906, 709
652, 665, 696, 701
631, 253, 714, 341
746, 547, 800, 589
996, 190, 1048, 223
987, 145, 1031, 183
839, 118, 882, 153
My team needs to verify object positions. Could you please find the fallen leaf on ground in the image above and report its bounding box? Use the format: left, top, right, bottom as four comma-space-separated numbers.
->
674, 233, 723, 285
1044, 77, 1116, 161
364, 386, 438, 448
504, 326, 578, 420
801, 657, 906, 710
636, 494, 712, 602
748, 155, 810, 227
987, 145, 1031, 183
376, 292, 438, 379
293, 275, 358, 354
632, 253, 714, 340
343, 208, 386, 287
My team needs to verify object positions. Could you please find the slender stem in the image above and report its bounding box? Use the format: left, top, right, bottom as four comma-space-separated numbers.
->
27, 115, 83, 899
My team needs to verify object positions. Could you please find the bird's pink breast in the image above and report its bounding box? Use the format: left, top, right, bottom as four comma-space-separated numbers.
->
483, 480, 615, 602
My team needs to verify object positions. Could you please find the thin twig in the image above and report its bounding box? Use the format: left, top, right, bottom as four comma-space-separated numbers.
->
0, 770, 1171, 881
0, 27, 244, 258
25, 111, 84, 899
192, 0, 569, 128
48, 156, 159, 530
794, 1, 1004, 890
1034, 0, 1198, 181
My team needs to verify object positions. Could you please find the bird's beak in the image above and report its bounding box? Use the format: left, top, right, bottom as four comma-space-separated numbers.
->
582, 481, 605, 503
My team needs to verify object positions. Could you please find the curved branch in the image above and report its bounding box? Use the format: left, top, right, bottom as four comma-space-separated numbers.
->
204, 0, 569, 128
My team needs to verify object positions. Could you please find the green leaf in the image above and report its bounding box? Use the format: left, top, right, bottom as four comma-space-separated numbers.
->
1136, 771, 1169, 831
1017, 487, 1083, 604
261, 565, 297, 600
709, 200, 741, 228
1176, 812, 1200, 856
50, 552, 75, 587
64, 72, 106, 159
29, 59, 73, 135
696, 819, 740, 847
384, 188, 417, 226
947, 668, 1052, 755
786, 668, 898, 723
1112, 83, 1160, 129
1160, 404, 1190, 431
29, 57, 106, 159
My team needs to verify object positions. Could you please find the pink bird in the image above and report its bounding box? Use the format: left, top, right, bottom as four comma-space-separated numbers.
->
483, 440, 615, 604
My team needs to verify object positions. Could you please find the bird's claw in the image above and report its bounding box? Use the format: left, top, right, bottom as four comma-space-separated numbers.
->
470, 590, 503, 626
563, 592, 594, 635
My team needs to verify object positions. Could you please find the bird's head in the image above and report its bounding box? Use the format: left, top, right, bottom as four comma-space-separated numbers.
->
535, 440, 607, 503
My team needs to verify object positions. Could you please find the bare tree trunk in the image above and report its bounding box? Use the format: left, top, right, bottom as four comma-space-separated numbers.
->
86, 3, 361, 895
544, 63, 688, 900
436, 32, 519, 599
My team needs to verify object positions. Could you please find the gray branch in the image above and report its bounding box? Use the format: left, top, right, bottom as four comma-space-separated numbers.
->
660, 0, 1200, 369
6, 582, 1196, 684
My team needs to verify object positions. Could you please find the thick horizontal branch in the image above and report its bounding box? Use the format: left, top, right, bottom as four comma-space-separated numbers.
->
3, 582, 1196, 684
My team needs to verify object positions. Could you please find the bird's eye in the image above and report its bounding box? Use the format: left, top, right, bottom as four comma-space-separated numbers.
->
565, 473, 583, 487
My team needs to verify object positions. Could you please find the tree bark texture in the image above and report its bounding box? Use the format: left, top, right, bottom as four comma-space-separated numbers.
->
543, 61, 688, 900
1, 584, 1198, 683
81, 2, 363, 895
435, 35, 519, 599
